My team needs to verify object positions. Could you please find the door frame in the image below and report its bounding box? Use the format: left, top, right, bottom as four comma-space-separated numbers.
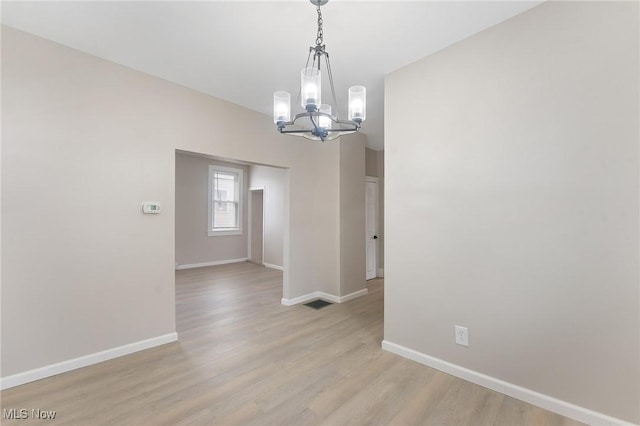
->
365, 176, 379, 280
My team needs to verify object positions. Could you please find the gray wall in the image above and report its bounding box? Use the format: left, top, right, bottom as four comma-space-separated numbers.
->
384, 1, 638, 423
249, 165, 287, 268
1, 26, 366, 380
175, 153, 249, 266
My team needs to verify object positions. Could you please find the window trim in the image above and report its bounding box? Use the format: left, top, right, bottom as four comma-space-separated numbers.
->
208, 165, 244, 237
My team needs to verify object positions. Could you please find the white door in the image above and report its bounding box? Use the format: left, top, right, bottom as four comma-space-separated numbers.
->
365, 178, 378, 280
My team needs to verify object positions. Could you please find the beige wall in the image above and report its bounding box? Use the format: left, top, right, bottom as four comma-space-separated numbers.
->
384, 1, 639, 423
175, 153, 249, 266
249, 164, 286, 268
314, 140, 341, 295
1, 26, 365, 379
340, 137, 366, 296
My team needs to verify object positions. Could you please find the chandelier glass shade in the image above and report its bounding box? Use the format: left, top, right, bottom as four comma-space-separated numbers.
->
273, 0, 366, 142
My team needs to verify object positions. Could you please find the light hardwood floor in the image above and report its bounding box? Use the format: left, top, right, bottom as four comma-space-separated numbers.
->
1, 262, 584, 425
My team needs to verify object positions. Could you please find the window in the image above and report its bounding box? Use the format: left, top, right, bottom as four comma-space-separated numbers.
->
208, 165, 243, 236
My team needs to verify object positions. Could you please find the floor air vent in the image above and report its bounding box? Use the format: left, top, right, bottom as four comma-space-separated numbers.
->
304, 299, 333, 310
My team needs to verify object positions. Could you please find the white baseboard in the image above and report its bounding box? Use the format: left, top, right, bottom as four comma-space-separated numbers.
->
377, 268, 384, 278
335, 288, 369, 303
281, 292, 320, 306
176, 258, 247, 270
281, 288, 368, 306
263, 262, 284, 271
1, 332, 178, 390
381, 340, 636, 426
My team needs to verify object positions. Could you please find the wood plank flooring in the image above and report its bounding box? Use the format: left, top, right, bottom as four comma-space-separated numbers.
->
1, 262, 584, 425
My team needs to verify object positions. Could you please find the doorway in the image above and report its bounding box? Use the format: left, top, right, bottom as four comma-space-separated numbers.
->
365, 177, 378, 280
249, 188, 265, 266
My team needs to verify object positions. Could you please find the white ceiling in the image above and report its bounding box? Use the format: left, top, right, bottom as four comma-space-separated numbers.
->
1, 1, 542, 151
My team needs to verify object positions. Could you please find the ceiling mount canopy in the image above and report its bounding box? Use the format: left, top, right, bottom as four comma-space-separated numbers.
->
273, 0, 366, 142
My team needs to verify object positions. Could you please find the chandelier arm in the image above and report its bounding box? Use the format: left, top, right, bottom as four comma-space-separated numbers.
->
309, 112, 328, 142
278, 111, 360, 141
287, 111, 360, 127
309, 112, 320, 133
278, 129, 315, 134
305, 47, 313, 69
279, 128, 356, 134
324, 52, 340, 119
333, 118, 361, 129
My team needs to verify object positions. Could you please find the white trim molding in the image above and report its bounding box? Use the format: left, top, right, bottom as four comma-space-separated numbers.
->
281, 288, 368, 306
377, 268, 384, 278
336, 288, 369, 303
1, 332, 178, 390
176, 258, 247, 270
208, 164, 244, 237
263, 262, 284, 271
381, 340, 637, 426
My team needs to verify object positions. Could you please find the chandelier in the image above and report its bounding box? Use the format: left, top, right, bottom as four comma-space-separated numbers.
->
273, 0, 366, 142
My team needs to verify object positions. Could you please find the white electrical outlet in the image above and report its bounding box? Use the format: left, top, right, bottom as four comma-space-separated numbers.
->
455, 325, 469, 347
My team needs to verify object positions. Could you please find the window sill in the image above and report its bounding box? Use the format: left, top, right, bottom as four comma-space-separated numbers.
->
208, 229, 242, 237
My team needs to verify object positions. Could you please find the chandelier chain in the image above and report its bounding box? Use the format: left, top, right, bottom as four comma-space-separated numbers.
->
315, 5, 323, 46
